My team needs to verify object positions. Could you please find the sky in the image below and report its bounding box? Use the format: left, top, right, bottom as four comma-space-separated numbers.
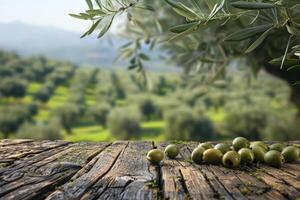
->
0, 0, 104, 33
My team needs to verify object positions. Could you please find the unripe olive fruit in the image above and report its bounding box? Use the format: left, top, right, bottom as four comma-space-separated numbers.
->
250, 141, 268, 151
203, 149, 223, 165
232, 137, 249, 151
238, 148, 254, 164
264, 150, 285, 168
222, 151, 241, 168
269, 143, 285, 152
214, 143, 231, 154
165, 144, 180, 159
282, 146, 299, 163
252, 146, 266, 163
198, 142, 214, 150
191, 147, 205, 164
147, 149, 164, 165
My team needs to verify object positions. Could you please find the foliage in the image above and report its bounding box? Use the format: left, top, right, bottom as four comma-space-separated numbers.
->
54, 104, 81, 134
0, 105, 31, 137
164, 106, 215, 141
0, 78, 27, 98
262, 110, 300, 140
107, 106, 141, 139
16, 119, 62, 140
88, 102, 111, 126
73, 0, 300, 89
224, 103, 269, 140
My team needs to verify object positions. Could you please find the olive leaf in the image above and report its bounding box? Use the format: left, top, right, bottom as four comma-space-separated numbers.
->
69, 14, 89, 20
287, 64, 300, 71
280, 35, 293, 69
206, 0, 225, 22
169, 22, 200, 33
98, 15, 114, 38
269, 58, 300, 66
231, 1, 274, 10
135, 4, 155, 11
81, 19, 102, 38
165, 0, 199, 20
139, 53, 150, 61
225, 24, 273, 41
85, 0, 93, 10
245, 26, 274, 53
86, 9, 107, 15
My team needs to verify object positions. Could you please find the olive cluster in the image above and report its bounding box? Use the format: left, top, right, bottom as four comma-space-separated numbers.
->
146, 137, 300, 168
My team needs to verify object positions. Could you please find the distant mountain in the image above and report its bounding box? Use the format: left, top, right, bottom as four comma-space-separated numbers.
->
0, 21, 179, 72
0, 21, 125, 66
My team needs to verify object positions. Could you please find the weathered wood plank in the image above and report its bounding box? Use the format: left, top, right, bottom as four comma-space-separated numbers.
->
182, 143, 234, 200
86, 141, 158, 200
0, 139, 33, 147
0, 140, 69, 167
0, 142, 109, 200
46, 141, 128, 200
0, 140, 299, 200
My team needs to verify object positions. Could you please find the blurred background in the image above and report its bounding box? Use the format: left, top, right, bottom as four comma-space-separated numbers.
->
0, 0, 299, 142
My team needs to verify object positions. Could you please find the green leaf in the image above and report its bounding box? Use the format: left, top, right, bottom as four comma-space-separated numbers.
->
169, 22, 199, 33
80, 19, 102, 38
139, 53, 150, 60
85, 0, 93, 10
287, 64, 300, 71
135, 4, 155, 11
165, 0, 199, 20
280, 35, 292, 69
245, 26, 274, 53
98, 16, 114, 38
269, 58, 300, 66
128, 64, 138, 70
225, 24, 273, 41
190, 0, 202, 11
231, 1, 274, 10
206, 0, 225, 22
69, 14, 89, 20
95, 0, 102, 8
86, 9, 107, 15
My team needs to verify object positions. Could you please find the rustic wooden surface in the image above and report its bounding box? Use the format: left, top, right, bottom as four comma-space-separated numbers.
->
0, 140, 299, 200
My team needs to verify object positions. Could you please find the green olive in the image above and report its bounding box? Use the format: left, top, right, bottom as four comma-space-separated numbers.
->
191, 147, 205, 164
238, 148, 254, 164
269, 143, 285, 152
232, 137, 249, 151
222, 151, 241, 168
264, 150, 285, 168
147, 149, 164, 165
203, 149, 223, 165
198, 142, 214, 150
250, 141, 268, 151
282, 146, 299, 163
252, 146, 266, 163
214, 143, 231, 154
165, 144, 180, 159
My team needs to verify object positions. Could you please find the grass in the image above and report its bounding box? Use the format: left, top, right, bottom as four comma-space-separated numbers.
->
207, 108, 226, 123
27, 82, 42, 94
34, 86, 70, 121
63, 120, 166, 142
64, 125, 114, 142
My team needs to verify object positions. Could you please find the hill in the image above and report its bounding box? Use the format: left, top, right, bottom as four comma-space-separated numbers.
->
0, 21, 121, 66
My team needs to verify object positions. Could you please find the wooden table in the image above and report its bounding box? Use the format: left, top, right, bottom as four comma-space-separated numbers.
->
0, 140, 299, 200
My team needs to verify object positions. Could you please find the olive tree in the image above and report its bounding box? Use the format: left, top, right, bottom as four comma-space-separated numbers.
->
72, 0, 300, 117
54, 104, 81, 134
0, 78, 27, 98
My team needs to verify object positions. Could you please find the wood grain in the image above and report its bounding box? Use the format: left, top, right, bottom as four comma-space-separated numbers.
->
0, 140, 299, 200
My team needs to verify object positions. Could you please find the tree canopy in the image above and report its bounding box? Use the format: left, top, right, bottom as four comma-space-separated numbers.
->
71, 0, 300, 114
